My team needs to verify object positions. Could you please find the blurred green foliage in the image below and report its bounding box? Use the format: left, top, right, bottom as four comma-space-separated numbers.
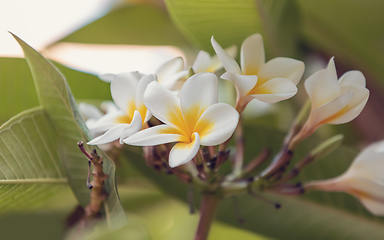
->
165, 0, 300, 57
61, 5, 193, 50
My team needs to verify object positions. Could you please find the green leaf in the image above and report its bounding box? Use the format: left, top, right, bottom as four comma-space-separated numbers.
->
298, 0, 384, 86
0, 58, 111, 125
0, 58, 39, 125
11, 34, 126, 225
61, 5, 191, 49
0, 107, 74, 212
164, 0, 301, 56
125, 125, 384, 239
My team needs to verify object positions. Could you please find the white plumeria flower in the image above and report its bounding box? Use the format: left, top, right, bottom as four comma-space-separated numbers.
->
87, 72, 155, 145
78, 102, 104, 131
79, 101, 120, 151
124, 72, 240, 168
211, 34, 304, 110
302, 58, 369, 134
79, 101, 119, 132
192, 45, 237, 73
99, 57, 188, 91
305, 140, 384, 216
154, 57, 189, 91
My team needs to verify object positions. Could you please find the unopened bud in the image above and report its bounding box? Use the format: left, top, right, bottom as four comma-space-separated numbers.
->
311, 134, 344, 160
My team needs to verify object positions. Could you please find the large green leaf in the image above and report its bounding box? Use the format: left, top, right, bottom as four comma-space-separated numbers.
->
126, 125, 384, 239
12, 34, 126, 225
61, 5, 191, 49
0, 58, 39, 125
164, 0, 301, 56
0, 107, 73, 212
0, 57, 111, 125
298, 0, 384, 86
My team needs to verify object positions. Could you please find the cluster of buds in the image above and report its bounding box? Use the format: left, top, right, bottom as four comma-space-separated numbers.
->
80, 33, 378, 238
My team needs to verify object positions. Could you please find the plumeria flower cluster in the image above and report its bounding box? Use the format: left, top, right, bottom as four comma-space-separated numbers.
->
84, 33, 376, 239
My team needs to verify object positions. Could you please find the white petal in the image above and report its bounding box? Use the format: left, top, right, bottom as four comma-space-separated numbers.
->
308, 91, 354, 129
257, 57, 305, 85
338, 70, 366, 87
86, 119, 97, 129
169, 132, 200, 168
359, 197, 384, 216
345, 140, 384, 180
144, 110, 153, 123
119, 110, 143, 144
98, 73, 115, 83
144, 81, 187, 134
88, 110, 127, 134
342, 177, 384, 216
101, 101, 119, 113
124, 125, 187, 146
306, 176, 384, 216
78, 102, 103, 120
211, 36, 241, 74
304, 69, 341, 108
241, 34, 265, 75
88, 124, 129, 145
209, 45, 238, 73
225, 45, 238, 59
156, 57, 184, 84
161, 70, 189, 90
251, 78, 298, 103
221, 72, 258, 98
326, 57, 337, 79
180, 72, 218, 134
327, 85, 369, 124
135, 74, 156, 120
194, 103, 239, 146
192, 51, 212, 73
111, 72, 141, 116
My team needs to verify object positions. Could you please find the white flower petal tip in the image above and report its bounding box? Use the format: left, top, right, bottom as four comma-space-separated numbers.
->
196, 103, 240, 146
169, 133, 201, 168
78, 102, 103, 120
339, 70, 366, 87
98, 73, 116, 83
326, 57, 337, 79
303, 64, 369, 130
305, 140, 384, 216
241, 33, 265, 75
87, 124, 130, 145
258, 57, 305, 85
156, 57, 187, 90
119, 110, 143, 144
192, 51, 212, 73
193, 45, 238, 73
211, 36, 241, 74
251, 78, 298, 103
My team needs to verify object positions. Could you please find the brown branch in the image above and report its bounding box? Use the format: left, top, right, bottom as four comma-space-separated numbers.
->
72, 142, 109, 228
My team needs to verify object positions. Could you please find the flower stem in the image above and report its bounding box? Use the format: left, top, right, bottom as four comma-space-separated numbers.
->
195, 194, 220, 240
